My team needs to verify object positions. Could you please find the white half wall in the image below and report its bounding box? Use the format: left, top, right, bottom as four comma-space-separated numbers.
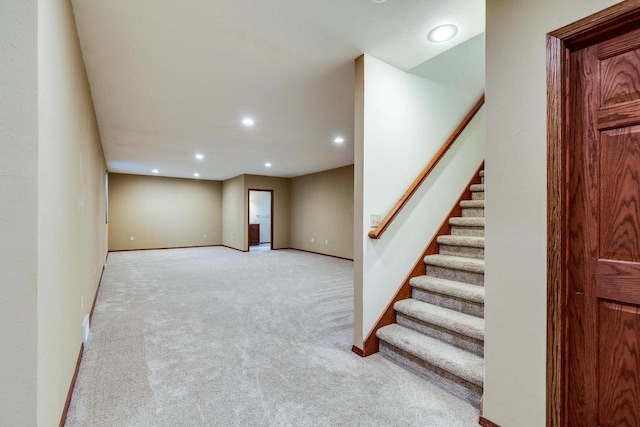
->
354, 51, 485, 347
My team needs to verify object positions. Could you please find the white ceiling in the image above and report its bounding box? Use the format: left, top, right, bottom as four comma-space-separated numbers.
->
71, 0, 485, 181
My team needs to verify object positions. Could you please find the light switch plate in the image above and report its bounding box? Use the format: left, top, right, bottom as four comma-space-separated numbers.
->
370, 213, 381, 228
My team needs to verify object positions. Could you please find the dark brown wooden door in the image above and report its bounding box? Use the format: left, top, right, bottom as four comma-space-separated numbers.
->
567, 27, 640, 427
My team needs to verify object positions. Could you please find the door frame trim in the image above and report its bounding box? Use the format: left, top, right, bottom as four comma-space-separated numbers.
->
547, 2, 640, 425
247, 189, 274, 250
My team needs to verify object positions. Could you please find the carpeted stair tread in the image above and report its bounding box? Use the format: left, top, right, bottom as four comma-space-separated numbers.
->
409, 275, 484, 304
394, 299, 484, 340
379, 166, 486, 406
377, 324, 484, 386
449, 217, 485, 227
459, 200, 484, 209
437, 235, 484, 248
424, 254, 484, 274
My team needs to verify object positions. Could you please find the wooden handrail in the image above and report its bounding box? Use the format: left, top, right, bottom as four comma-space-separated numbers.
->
368, 94, 485, 239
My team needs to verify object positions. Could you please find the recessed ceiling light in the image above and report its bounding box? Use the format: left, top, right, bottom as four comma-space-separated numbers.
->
242, 117, 254, 126
265, 162, 272, 167
334, 137, 344, 144
372, 0, 386, 3
152, 169, 159, 174
428, 24, 458, 43
195, 154, 204, 160
194, 173, 200, 177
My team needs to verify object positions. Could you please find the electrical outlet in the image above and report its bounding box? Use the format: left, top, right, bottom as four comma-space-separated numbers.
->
130, 236, 135, 241
370, 213, 381, 228
311, 238, 314, 243
325, 240, 329, 245
203, 234, 207, 238
82, 315, 90, 345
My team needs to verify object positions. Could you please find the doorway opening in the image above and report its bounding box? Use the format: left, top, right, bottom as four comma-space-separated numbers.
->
248, 189, 273, 252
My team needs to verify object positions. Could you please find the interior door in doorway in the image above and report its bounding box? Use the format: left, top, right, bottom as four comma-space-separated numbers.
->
563, 26, 640, 427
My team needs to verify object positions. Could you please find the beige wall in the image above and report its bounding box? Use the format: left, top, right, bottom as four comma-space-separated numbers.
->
222, 175, 247, 251
290, 165, 354, 259
108, 174, 222, 251
225, 173, 346, 252
484, 0, 619, 425
36, 0, 109, 424
0, 1, 38, 425
222, 175, 246, 251
245, 175, 290, 251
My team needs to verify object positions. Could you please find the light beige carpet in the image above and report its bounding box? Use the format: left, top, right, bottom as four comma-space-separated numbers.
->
66, 247, 479, 426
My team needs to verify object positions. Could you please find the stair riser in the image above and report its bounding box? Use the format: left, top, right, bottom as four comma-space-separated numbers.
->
438, 244, 484, 259
379, 341, 483, 407
472, 191, 484, 200
426, 265, 484, 286
462, 207, 484, 218
412, 288, 484, 318
397, 314, 484, 357
451, 226, 484, 237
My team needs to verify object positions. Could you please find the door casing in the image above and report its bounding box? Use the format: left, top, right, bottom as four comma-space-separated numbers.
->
247, 189, 274, 250
547, 1, 640, 425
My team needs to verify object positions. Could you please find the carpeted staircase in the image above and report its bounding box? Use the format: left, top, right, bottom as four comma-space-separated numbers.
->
376, 170, 485, 407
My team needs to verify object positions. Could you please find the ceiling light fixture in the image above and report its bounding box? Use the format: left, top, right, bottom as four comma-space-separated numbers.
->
428, 24, 458, 43
152, 169, 159, 174
242, 117, 255, 126
265, 162, 272, 167
195, 154, 204, 160
334, 137, 344, 144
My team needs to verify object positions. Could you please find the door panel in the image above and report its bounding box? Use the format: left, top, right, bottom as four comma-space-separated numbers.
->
567, 28, 640, 427
598, 301, 640, 426
600, 49, 640, 106
598, 127, 640, 262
